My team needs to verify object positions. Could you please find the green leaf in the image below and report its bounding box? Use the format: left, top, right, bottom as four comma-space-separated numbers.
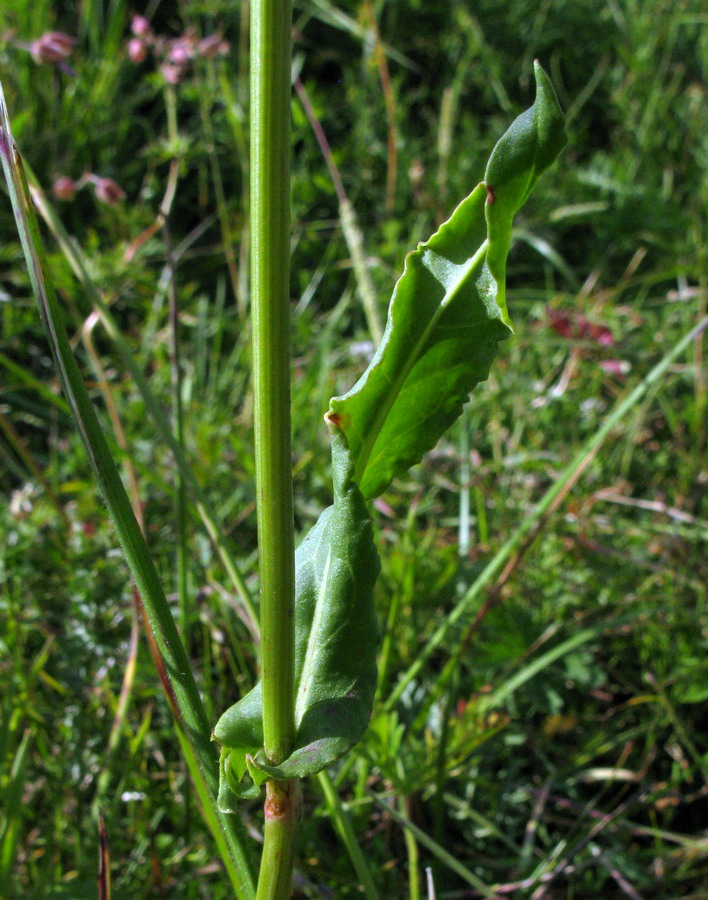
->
328, 61, 566, 501
214, 62, 565, 803
215, 430, 380, 799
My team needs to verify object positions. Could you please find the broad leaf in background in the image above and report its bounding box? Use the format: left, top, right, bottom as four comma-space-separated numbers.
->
329, 61, 567, 501
215, 430, 380, 805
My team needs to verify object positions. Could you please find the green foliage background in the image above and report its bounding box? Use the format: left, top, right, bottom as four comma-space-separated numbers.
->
0, 1, 706, 897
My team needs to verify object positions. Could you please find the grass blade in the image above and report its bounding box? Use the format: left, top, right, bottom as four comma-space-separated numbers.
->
385, 314, 708, 711
317, 770, 380, 900
24, 164, 258, 632
0, 729, 31, 892
368, 790, 497, 897
0, 82, 256, 900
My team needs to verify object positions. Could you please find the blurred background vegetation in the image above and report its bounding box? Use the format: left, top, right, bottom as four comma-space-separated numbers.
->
0, 1, 706, 897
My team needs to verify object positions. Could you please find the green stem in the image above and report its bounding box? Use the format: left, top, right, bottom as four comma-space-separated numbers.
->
251, 0, 295, 770
250, 1, 297, 897
402, 795, 420, 900
256, 781, 300, 900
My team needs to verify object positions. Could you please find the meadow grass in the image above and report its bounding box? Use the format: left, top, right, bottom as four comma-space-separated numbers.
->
1, 1, 706, 897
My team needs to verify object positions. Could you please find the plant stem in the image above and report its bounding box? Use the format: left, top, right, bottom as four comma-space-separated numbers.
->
256, 781, 300, 900
251, 0, 297, 896
251, 0, 295, 770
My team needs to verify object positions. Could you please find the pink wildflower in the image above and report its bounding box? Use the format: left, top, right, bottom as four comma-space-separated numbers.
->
167, 37, 196, 65
30, 31, 76, 66
599, 359, 630, 376
547, 309, 574, 340
52, 176, 77, 201
547, 308, 615, 347
127, 38, 147, 64
131, 15, 153, 39
92, 177, 126, 206
197, 35, 230, 58
160, 61, 187, 84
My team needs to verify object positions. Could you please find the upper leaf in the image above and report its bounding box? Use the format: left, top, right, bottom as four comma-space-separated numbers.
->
214, 430, 380, 802
328, 61, 566, 501
484, 61, 568, 325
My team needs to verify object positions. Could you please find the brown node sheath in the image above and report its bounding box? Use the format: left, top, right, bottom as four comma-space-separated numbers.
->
264, 779, 298, 822
485, 184, 495, 205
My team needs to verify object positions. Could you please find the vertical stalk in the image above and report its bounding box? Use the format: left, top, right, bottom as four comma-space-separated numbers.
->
250, 1, 298, 897
251, 0, 294, 775
163, 88, 190, 635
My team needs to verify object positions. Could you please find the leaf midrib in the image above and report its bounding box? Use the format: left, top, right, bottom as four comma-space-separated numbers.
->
295, 545, 333, 728
353, 238, 490, 492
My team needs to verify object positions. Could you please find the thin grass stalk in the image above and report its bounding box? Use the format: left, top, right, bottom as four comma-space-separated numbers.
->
431, 666, 456, 873
160, 92, 191, 636
362, 0, 398, 216
425, 868, 437, 900
192, 60, 245, 317
172, 0, 246, 313
294, 76, 384, 345
165, 220, 190, 633
384, 316, 708, 712
25, 173, 258, 629
215, 65, 251, 311
401, 794, 420, 900
317, 771, 380, 900
81, 321, 144, 813
368, 791, 496, 897
458, 404, 471, 556
250, 1, 298, 896
0, 729, 31, 895
97, 814, 111, 900
0, 410, 68, 525
0, 86, 257, 900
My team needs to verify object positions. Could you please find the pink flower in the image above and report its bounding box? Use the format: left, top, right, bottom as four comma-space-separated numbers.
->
586, 323, 614, 347
197, 35, 230, 59
131, 15, 153, 39
127, 38, 147, 64
30, 31, 77, 66
546, 308, 615, 347
599, 359, 630, 376
167, 37, 196, 65
52, 176, 77, 201
160, 61, 187, 84
547, 309, 574, 340
92, 177, 126, 206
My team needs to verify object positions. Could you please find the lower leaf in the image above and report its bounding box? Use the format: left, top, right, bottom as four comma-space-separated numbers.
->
215, 430, 380, 803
